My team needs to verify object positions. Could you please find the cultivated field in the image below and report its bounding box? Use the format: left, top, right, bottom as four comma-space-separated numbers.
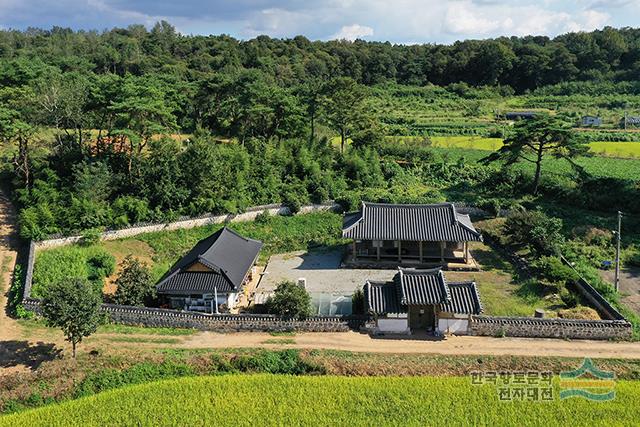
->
2, 374, 638, 426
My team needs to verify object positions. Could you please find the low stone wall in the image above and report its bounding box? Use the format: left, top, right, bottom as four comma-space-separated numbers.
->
22, 299, 368, 332
35, 202, 338, 249
469, 315, 632, 340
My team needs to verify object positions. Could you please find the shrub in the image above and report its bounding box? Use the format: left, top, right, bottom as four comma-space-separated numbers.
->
351, 287, 365, 315
559, 286, 579, 308
80, 228, 103, 247
112, 255, 155, 306
254, 210, 271, 225
267, 280, 312, 319
503, 208, 564, 256
531, 256, 579, 286
75, 362, 195, 398
86, 252, 116, 281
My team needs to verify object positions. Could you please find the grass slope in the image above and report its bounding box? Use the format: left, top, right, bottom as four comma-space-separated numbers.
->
2, 374, 638, 426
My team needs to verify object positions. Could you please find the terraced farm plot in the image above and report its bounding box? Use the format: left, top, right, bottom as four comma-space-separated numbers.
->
2, 374, 638, 426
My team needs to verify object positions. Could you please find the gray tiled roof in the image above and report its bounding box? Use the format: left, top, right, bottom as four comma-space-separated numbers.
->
156, 272, 234, 295
364, 268, 482, 316
440, 282, 483, 315
342, 202, 482, 242
156, 227, 262, 294
364, 281, 403, 314
395, 267, 450, 305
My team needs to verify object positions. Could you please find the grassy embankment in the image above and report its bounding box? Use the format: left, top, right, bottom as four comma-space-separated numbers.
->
2, 373, 639, 426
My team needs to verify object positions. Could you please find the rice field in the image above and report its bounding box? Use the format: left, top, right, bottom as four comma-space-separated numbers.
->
2, 374, 637, 426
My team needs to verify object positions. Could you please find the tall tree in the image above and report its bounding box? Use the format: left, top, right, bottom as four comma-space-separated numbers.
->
41, 278, 105, 358
321, 77, 366, 153
481, 115, 589, 194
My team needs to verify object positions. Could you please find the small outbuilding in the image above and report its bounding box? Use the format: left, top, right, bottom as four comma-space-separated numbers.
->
504, 111, 536, 120
343, 202, 482, 268
156, 227, 262, 313
581, 116, 602, 127
364, 267, 482, 335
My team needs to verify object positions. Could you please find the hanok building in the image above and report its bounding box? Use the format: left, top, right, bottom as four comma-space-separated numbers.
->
342, 202, 482, 268
364, 267, 482, 335
156, 227, 262, 313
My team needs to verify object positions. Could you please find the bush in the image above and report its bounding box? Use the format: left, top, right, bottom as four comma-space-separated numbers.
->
80, 228, 103, 247
531, 256, 579, 286
559, 286, 579, 308
351, 287, 365, 315
267, 280, 312, 319
112, 255, 155, 306
254, 210, 271, 225
75, 362, 195, 398
86, 252, 116, 281
503, 208, 564, 256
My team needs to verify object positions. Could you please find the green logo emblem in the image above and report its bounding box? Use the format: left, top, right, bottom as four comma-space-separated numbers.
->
559, 358, 615, 401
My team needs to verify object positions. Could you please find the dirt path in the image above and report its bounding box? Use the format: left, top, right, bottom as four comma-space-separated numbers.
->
182, 331, 640, 359
0, 189, 21, 341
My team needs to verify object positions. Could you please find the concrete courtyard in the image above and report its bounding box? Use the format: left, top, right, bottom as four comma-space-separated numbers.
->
253, 249, 396, 313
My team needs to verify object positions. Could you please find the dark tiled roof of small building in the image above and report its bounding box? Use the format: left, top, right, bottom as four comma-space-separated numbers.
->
440, 282, 483, 315
364, 280, 403, 315
156, 272, 235, 295
364, 268, 483, 316
156, 227, 262, 294
342, 202, 482, 242
394, 267, 450, 305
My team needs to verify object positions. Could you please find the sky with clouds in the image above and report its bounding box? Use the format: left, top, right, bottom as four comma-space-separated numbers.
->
0, 0, 638, 43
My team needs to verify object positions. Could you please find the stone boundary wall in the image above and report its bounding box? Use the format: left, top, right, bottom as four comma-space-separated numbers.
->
22, 202, 338, 301
22, 241, 36, 300
469, 315, 632, 340
35, 202, 339, 249
22, 298, 368, 332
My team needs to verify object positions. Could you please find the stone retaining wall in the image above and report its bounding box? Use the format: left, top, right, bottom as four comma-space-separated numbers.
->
469, 315, 632, 340
22, 299, 368, 332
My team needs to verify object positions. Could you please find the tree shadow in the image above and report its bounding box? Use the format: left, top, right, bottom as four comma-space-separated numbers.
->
0, 340, 62, 371
471, 248, 513, 272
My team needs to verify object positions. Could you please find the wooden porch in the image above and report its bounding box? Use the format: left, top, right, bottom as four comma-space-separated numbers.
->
343, 239, 479, 271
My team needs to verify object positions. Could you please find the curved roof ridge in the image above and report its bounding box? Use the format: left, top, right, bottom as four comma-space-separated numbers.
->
363, 201, 455, 208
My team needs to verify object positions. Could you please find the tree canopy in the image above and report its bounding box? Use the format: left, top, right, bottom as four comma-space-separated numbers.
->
40, 278, 105, 358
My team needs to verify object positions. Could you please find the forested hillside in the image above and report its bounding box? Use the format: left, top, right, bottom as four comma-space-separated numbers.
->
0, 22, 639, 240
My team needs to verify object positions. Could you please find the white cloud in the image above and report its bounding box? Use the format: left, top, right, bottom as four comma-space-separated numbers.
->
331, 23, 374, 40
329, 24, 373, 41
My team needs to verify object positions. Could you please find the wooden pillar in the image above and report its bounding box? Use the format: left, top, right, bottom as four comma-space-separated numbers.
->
376, 242, 381, 261
398, 240, 402, 263
419, 241, 423, 264
440, 241, 445, 263
464, 242, 469, 264
352, 241, 357, 261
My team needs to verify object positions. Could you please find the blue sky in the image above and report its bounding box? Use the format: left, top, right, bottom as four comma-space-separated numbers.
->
0, 0, 638, 43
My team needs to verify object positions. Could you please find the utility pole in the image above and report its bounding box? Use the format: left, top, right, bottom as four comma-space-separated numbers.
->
614, 211, 622, 292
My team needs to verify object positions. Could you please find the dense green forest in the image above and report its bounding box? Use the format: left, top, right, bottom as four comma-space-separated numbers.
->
0, 22, 639, 241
